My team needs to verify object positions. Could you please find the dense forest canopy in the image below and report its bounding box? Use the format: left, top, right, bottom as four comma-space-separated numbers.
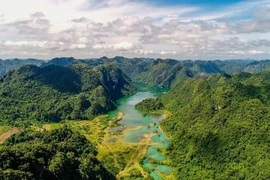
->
147, 72, 270, 179
0, 127, 114, 180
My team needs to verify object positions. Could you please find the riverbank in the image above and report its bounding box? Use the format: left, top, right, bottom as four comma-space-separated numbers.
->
106, 90, 173, 180
141, 112, 174, 180
109, 112, 124, 127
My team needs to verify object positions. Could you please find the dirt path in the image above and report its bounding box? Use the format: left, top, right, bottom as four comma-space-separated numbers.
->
104, 143, 121, 168
0, 127, 20, 144
116, 135, 145, 178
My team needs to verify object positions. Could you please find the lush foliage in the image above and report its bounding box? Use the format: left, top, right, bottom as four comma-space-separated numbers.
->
0, 64, 135, 126
158, 72, 270, 179
135, 98, 163, 115
2, 57, 270, 179
0, 127, 114, 180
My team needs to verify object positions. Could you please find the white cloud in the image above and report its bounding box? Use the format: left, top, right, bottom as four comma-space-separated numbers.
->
92, 43, 108, 50
93, 42, 139, 51
228, 51, 245, 55
113, 42, 136, 51
0, 0, 270, 59
160, 50, 176, 55
3, 40, 47, 47
248, 50, 264, 55
69, 43, 86, 49
134, 49, 154, 55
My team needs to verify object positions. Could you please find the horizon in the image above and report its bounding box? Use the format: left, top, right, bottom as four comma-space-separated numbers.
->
0, 56, 268, 62
0, 0, 270, 59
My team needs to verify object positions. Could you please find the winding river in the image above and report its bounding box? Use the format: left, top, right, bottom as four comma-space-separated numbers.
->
108, 83, 172, 180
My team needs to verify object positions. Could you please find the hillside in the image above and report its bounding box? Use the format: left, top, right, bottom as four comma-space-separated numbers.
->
243, 60, 270, 73
181, 60, 224, 75
0, 64, 135, 126
0, 127, 114, 180
213, 60, 255, 74
181, 60, 256, 75
102, 57, 194, 88
136, 72, 270, 179
157, 72, 270, 179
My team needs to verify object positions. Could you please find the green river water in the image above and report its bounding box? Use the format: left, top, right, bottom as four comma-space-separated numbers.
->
108, 83, 172, 180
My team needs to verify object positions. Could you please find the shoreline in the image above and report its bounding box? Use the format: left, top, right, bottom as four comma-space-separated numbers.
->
108, 112, 125, 127
101, 91, 174, 179
141, 111, 174, 180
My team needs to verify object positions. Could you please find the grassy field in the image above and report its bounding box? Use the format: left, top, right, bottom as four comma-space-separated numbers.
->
43, 123, 63, 130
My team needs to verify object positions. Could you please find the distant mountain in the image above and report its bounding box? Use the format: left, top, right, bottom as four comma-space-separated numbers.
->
213, 60, 256, 74
42, 57, 191, 88
41, 57, 261, 88
4, 56, 269, 88
181, 60, 224, 77
43, 57, 77, 66
0, 58, 44, 75
0, 63, 135, 126
181, 59, 256, 75
97, 57, 194, 88
42, 57, 105, 67
243, 59, 270, 73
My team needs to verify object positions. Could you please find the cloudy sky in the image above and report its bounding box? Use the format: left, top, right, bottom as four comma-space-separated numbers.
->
0, 0, 270, 60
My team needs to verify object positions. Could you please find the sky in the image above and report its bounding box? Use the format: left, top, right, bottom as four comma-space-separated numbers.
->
0, 0, 270, 60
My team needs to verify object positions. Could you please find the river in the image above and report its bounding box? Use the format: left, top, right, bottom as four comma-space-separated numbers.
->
108, 83, 172, 180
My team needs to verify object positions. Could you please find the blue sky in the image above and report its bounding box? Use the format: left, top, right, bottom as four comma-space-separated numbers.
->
0, 0, 269, 60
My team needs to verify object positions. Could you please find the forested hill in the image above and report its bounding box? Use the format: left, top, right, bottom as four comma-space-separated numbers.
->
0, 63, 135, 126
102, 57, 194, 88
180, 59, 254, 75
0, 127, 114, 180
157, 72, 270, 179
243, 59, 270, 73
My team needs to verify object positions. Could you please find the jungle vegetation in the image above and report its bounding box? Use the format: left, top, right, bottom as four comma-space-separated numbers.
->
138, 71, 270, 179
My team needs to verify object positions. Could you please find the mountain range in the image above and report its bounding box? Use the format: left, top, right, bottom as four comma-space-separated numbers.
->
2, 57, 269, 88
